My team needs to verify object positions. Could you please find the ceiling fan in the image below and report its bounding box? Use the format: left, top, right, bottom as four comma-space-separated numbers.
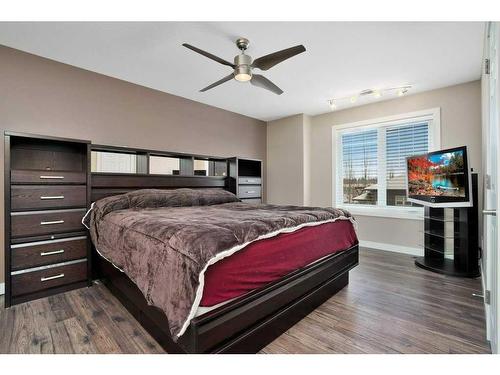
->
182, 38, 306, 95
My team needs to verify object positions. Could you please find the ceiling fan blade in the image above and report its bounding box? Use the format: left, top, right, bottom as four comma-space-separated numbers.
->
251, 45, 306, 71
250, 74, 283, 95
182, 43, 235, 68
200, 74, 234, 92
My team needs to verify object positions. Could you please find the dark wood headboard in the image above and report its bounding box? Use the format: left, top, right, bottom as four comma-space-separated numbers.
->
89, 143, 230, 202
91, 173, 227, 202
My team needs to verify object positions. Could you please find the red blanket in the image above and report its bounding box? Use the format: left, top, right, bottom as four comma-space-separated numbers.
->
201, 220, 358, 306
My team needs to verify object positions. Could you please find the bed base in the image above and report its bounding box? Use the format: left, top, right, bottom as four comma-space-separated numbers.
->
88, 159, 359, 353
94, 244, 359, 354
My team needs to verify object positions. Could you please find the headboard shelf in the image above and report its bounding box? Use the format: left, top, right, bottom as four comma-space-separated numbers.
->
91, 143, 228, 161
91, 172, 226, 177
90, 142, 232, 202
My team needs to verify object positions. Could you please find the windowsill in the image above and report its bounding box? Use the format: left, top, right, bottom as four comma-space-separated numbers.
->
337, 204, 424, 220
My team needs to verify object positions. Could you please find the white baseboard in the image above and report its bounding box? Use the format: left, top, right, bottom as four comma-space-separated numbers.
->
0, 283, 4, 296
359, 240, 423, 257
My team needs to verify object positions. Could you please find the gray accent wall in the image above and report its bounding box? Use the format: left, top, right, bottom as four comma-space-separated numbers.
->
267, 114, 307, 206
0, 45, 266, 284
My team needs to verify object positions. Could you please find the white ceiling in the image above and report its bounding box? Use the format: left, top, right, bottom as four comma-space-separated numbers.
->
0, 22, 485, 121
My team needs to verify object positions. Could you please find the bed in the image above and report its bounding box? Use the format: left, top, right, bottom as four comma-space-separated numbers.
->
87, 179, 358, 353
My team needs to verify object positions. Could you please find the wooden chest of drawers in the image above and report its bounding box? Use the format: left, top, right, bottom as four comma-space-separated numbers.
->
228, 157, 263, 204
4, 132, 91, 307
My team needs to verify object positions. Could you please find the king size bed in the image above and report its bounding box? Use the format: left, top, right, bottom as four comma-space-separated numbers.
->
85, 184, 358, 353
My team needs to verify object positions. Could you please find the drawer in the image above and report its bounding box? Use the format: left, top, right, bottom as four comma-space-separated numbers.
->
238, 185, 261, 199
11, 208, 87, 238
11, 185, 86, 210
11, 169, 87, 184
11, 236, 87, 271
11, 260, 87, 297
240, 198, 262, 204
238, 176, 262, 185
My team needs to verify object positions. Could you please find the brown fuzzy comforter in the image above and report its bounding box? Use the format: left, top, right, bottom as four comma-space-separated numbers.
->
85, 188, 356, 340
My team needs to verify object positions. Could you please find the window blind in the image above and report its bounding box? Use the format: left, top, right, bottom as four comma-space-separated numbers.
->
385, 122, 429, 206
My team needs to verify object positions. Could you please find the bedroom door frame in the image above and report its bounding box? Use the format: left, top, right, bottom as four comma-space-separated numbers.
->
482, 21, 500, 354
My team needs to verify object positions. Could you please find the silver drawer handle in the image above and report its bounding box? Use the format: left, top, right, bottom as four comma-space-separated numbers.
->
40, 220, 65, 225
246, 191, 256, 194
41, 273, 65, 282
40, 249, 65, 256
40, 195, 65, 200
483, 209, 497, 216
39, 175, 65, 179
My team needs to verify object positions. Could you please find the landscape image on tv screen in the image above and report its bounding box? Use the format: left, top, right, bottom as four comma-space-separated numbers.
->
407, 149, 466, 198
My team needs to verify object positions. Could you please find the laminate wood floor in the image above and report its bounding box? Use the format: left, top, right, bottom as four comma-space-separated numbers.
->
0, 248, 491, 354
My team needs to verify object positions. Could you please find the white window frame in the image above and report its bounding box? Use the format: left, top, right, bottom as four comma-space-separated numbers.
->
332, 108, 441, 220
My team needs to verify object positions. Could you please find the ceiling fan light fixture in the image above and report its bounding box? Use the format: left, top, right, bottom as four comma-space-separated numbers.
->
234, 73, 252, 82
234, 70, 252, 82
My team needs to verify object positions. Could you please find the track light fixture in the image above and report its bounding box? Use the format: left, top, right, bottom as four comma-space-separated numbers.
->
327, 85, 412, 111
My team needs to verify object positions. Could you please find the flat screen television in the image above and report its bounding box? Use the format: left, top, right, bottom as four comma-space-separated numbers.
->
406, 146, 472, 207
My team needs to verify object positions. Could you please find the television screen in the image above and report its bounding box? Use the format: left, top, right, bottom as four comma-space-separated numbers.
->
406, 146, 472, 207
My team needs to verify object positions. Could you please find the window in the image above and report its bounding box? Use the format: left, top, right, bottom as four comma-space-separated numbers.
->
341, 129, 378, 205
394, 195, 407, 206
334, 109, 440, 219
386, 121, 429, 206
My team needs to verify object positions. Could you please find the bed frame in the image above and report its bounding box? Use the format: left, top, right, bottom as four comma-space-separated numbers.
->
89, 147, 359, 354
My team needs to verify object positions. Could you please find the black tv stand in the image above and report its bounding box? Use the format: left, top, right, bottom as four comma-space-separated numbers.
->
414, 173, 480, 278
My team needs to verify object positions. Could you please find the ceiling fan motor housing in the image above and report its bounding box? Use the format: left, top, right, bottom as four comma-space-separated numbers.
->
234, 54, 252, 81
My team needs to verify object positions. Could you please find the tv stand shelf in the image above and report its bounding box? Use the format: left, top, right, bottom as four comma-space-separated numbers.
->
424, 216, 460, 222
423, 229, 458, 239
415, 173, 479, 278
415, 257, 477, 278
